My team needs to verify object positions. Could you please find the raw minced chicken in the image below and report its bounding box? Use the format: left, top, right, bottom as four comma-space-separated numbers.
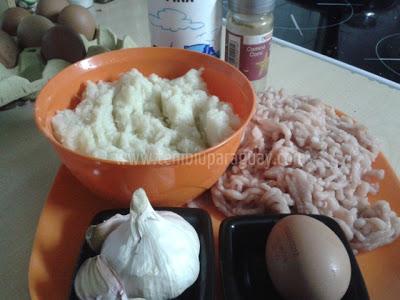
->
211, 88, 400, 252
52, 69, 240, 162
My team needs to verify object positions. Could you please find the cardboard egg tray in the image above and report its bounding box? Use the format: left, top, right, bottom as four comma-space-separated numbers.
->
0, 26, 137, 109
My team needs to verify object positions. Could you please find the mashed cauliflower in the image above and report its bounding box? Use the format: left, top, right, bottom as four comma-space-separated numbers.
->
52, 69, 240, 162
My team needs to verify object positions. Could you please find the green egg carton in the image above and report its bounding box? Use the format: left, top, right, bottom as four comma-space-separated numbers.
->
0, 26, 137, 109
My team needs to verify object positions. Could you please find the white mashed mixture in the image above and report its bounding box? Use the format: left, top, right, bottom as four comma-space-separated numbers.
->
52, 69, 240, 162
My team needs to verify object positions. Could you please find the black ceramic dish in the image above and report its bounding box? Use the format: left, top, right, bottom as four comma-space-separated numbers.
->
70, 207, 215, 300
219, 214, 369, 300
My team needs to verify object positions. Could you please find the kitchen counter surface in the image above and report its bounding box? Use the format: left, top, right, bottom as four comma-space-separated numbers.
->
0, 0, 399, 299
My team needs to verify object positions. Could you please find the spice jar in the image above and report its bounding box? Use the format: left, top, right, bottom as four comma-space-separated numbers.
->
225, 0, 274, 92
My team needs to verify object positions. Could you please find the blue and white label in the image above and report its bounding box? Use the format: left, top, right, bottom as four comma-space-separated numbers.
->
148, 0, 222, 57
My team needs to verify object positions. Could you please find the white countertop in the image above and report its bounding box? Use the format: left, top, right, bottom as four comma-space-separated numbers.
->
0, 0, 399, 298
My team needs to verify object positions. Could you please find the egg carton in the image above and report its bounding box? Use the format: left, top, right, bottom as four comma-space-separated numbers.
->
0, 26, 137, 110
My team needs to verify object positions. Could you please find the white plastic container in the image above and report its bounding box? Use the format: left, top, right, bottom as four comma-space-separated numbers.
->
68, 0, 93, 8
147, 0, 222, 57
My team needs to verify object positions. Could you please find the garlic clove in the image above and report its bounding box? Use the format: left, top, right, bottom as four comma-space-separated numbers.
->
86, 213, 129, 252
74, 255, 129, 300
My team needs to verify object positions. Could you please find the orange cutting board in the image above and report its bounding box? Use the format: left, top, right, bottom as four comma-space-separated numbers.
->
29, 153, 400, 300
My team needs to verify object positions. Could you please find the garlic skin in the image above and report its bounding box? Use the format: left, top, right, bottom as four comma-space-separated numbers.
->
101, 188, 200, 300
74, 255, 128, 300
86, 214, 130, 252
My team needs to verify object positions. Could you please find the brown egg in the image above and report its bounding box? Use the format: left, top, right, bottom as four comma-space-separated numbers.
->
41, 25, 87, 63
58, 4, 96, 40
1, 7, 31, 36
0, 30, 19, 68
266, 215, 351, 300
36, 0, 69, 21
17, 15, 53, 48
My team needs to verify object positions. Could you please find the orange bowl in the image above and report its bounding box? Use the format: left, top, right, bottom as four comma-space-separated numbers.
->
35, 47, 256, 206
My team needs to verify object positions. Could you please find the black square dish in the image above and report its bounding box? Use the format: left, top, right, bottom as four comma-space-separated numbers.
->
70, 207, 215, 300
219, 214, 369, 300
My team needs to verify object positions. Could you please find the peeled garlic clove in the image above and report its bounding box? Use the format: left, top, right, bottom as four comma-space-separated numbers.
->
86, 214, 129, 252
74, 255, 129, 300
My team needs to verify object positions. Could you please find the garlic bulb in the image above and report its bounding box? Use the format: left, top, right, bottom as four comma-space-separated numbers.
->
86, 214, 129, 252
76, 188, 201, 300
74, 255, 128, 300
101, 188, 200, 300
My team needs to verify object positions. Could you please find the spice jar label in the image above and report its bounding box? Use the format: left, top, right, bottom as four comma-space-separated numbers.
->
226, 30, 273, 81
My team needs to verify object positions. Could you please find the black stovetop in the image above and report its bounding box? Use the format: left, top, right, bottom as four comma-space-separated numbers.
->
272, 0, 400, 84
